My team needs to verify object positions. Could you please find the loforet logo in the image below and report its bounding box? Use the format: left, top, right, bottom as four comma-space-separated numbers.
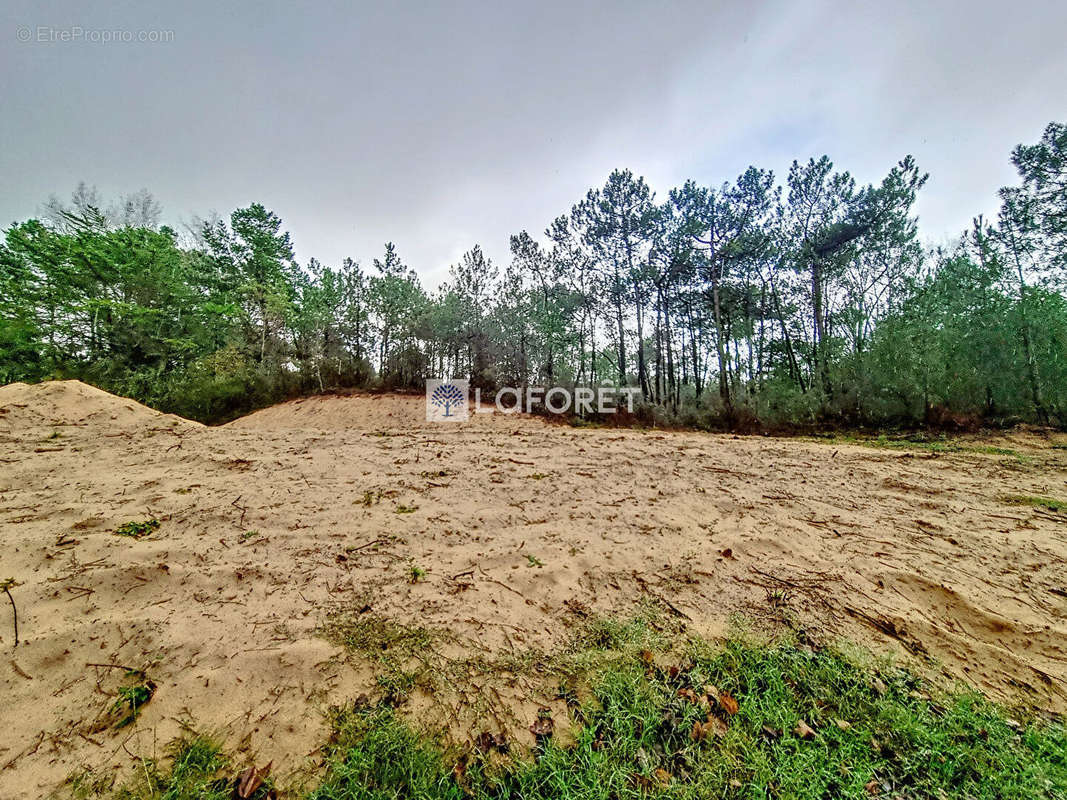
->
427, 379, 640, 422
426, 379, 469, 422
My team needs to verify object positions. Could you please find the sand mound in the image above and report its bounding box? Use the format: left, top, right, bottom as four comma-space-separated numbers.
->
1, 383, 1066, 798
0, 380, 197, 435
228, 391, 546, 432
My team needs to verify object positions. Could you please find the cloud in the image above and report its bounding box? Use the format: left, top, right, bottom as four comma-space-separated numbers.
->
1, 0, 1063, 284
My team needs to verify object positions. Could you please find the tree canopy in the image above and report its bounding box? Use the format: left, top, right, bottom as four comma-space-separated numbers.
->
2, 123, 1065, 427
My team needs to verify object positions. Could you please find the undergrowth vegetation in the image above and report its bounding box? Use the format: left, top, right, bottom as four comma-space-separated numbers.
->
76, 616, 1067, 800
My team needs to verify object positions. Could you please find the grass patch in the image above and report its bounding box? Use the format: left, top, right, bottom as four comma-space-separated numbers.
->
111, 679, 156, 728
320, 613, 440, 705
1003, 494, 1065, 512
112, 519, 160, 539
817, 433, 1020, 458
106, 734, 274, 800
310, 635, 1067, 800
318, 603, 672, 715
408, 563, 427, 583
321, 614, 438, 658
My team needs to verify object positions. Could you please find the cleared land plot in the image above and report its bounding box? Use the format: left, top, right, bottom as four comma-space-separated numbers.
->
1, 381, 1065, 797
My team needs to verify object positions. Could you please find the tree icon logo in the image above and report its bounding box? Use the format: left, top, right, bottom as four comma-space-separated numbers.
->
425, 379, 469, 422
432, 383, 464, 416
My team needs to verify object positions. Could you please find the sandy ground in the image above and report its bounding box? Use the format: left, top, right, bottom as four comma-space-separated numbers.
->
1, 381, 1066, 797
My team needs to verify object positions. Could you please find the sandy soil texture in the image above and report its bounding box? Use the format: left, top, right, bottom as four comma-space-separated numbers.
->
1, 381, 1066, 797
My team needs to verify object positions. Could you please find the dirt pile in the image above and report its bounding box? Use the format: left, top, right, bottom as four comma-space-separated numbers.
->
1, 382, 1066, 799
227, 390, 545, 432
0, 380, 198, 436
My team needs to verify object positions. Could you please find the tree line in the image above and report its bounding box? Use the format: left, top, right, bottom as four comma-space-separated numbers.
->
2, 122, 1065, 428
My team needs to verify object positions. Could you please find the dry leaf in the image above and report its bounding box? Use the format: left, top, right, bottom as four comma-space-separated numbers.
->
235, 761, 271, 799
529, 708, 554, 738
690, 717, 727, 741
630, 773, 654, 792
690, 720, 703, 741
639, 649, 655, 666
835, 719, 851, 730
452, 755, 468, 783
794, 719, 816, 739
718, 690, 740, 716
475, 731, 509, 753
653, 768, 672, 787
864, 778, 881, 795
872, 677, 887, 696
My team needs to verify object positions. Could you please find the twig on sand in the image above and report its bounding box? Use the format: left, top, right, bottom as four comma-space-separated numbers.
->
349, 537, 387, 552
629, 571, 690, 619
476, 567, 527, 600
231, 495, 248, 526
1, 578, 18, 648
85, 662, 142, 674
749, 566, 824, 590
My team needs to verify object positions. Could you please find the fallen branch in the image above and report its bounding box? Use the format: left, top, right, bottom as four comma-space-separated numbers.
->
348, 537, 387, 552
1, 578, 18, 648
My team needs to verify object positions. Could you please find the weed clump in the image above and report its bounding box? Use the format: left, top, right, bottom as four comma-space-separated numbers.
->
1003, 494, 1065, 512
113, 519, 160, 539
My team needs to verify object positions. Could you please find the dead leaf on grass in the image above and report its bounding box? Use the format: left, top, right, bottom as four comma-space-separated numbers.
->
529, 707, 554, 739
690, 717, 727, 741
718, 690, 740, 715
474, 731, 509, 753
234, 761, 272, 799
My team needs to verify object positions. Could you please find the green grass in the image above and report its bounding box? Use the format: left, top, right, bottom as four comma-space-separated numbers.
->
112, 519, 160, 539
65, 734, 276, 800
308, 636, 1066, 800
1003, 494, 1065, 512
816, 433, 1020, 458
408, 563, 427, 583
111, 679, 156, 729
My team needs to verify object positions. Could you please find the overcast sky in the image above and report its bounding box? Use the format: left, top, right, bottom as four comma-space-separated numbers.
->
2, 0, 1065, 287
